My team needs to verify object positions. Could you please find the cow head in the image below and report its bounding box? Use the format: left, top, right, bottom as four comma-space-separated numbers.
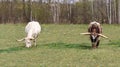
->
17, 37, 34, 48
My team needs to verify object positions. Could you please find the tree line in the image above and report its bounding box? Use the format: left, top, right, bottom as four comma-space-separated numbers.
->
0, 0, 120, 24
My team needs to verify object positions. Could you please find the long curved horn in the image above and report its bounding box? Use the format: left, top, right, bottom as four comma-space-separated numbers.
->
80, 32, 91, 35
17, 38, 25, 41
98, 34, 108, 38
81, 33, 108, 38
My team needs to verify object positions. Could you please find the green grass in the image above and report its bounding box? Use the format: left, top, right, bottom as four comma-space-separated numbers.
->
0, 24, 120, 67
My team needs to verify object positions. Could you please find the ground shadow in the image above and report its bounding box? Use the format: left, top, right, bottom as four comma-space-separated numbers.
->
43, 42, 91, 49
0, 46, 31, 54
0, 42, 92, 54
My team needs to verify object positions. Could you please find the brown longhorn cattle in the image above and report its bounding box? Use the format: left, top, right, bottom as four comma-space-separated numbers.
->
81, 21, 108, 48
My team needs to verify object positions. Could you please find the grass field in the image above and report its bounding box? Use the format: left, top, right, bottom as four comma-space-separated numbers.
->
0, 24, 120, 67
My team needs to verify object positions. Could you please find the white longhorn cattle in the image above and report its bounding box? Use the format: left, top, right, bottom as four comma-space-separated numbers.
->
17, 21, 41, 48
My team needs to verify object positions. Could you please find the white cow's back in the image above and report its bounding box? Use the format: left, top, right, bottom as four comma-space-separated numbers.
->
25, 21, 41, 35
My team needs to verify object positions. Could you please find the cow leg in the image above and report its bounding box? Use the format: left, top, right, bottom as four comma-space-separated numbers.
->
92, 42, 96, 48
33, 39, 36, 46
92, 40, 100, 48
96, 40, 100, 48
90, 36, 96, 48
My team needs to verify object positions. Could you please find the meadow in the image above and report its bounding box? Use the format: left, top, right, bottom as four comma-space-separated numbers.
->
0, 24, 120, 67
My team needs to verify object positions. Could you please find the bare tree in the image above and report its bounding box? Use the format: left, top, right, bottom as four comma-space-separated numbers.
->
118, 0, 120, 24
22, 0, 27, 22
51, 0, 60, 24
82, 0, 89, 23
28, 0, 32, 21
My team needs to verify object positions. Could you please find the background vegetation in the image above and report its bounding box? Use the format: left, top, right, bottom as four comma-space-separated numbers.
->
0, 0, 120, 24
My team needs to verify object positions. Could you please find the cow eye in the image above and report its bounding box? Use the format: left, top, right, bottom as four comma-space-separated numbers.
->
30, 39, 32, 40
